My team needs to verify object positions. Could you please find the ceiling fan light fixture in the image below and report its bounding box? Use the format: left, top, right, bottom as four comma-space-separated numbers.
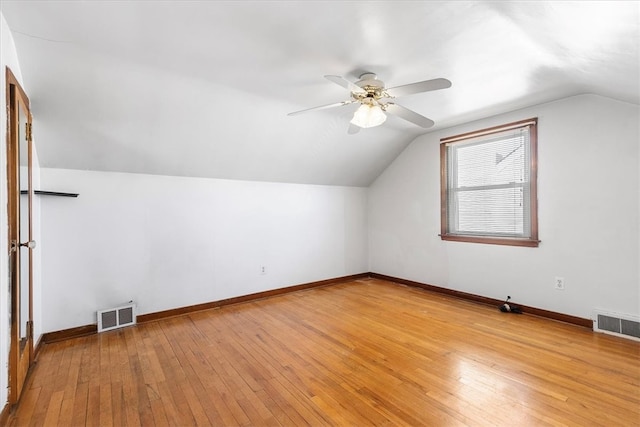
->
350, 104, 387, 128
289, 73, 451, 129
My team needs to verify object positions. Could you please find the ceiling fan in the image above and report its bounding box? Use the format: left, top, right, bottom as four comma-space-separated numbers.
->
288, 73, 451, 133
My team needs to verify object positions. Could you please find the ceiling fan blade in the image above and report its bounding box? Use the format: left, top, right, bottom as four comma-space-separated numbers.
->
385, 103, 435, 128
288, 100, 355, 116
324, 75, 366, 94
385, 78, 452, 98
347, 123, 361, 135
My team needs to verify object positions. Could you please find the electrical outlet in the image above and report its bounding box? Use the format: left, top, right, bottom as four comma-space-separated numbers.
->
260, 266, 267, 275
555, 276, 565, 290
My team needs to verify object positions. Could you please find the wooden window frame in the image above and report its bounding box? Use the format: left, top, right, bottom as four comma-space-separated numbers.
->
440, 118, 539, 247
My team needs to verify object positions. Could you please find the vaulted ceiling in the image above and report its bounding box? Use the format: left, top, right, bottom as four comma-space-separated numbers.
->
2, 1, 638, 186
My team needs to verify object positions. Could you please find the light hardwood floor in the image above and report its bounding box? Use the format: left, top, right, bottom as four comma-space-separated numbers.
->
8, 278, 640, 426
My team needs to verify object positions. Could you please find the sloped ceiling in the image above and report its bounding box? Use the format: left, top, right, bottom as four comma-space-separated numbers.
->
1, 1, 638, 186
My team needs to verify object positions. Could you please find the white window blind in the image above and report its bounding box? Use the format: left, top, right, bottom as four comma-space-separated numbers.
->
444, 124, 533, 239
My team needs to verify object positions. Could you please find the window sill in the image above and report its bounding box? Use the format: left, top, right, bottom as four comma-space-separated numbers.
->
440, 234, 540, 247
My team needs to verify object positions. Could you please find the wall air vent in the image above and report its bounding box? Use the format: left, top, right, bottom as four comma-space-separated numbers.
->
593, 310, 640, 342
97, 302, 136, 333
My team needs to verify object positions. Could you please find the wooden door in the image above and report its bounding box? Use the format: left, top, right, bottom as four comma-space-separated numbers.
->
6, 67, 35, 404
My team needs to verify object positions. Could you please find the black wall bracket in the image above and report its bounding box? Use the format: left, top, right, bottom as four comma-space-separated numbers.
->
20, 190, 79, 198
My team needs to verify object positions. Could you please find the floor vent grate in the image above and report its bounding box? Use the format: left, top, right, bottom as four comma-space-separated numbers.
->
593, 310, 640, 341
98, 302, 136, 333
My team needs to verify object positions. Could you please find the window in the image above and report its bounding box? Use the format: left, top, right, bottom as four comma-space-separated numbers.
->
440, 118, 538, 247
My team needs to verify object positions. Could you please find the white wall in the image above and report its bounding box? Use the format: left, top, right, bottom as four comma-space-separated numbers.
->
34, 94, 640, 333
40, 169, 368, 332
369, 94, 640, 319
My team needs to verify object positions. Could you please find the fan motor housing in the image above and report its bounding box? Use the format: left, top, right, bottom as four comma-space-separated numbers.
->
354, 73, 385, 99
356, 73, 384, 87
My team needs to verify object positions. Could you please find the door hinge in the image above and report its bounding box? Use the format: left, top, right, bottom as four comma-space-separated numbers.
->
25, 122, 32, 142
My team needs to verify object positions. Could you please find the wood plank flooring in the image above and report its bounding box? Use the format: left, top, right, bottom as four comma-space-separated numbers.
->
8, 278, 640, 426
